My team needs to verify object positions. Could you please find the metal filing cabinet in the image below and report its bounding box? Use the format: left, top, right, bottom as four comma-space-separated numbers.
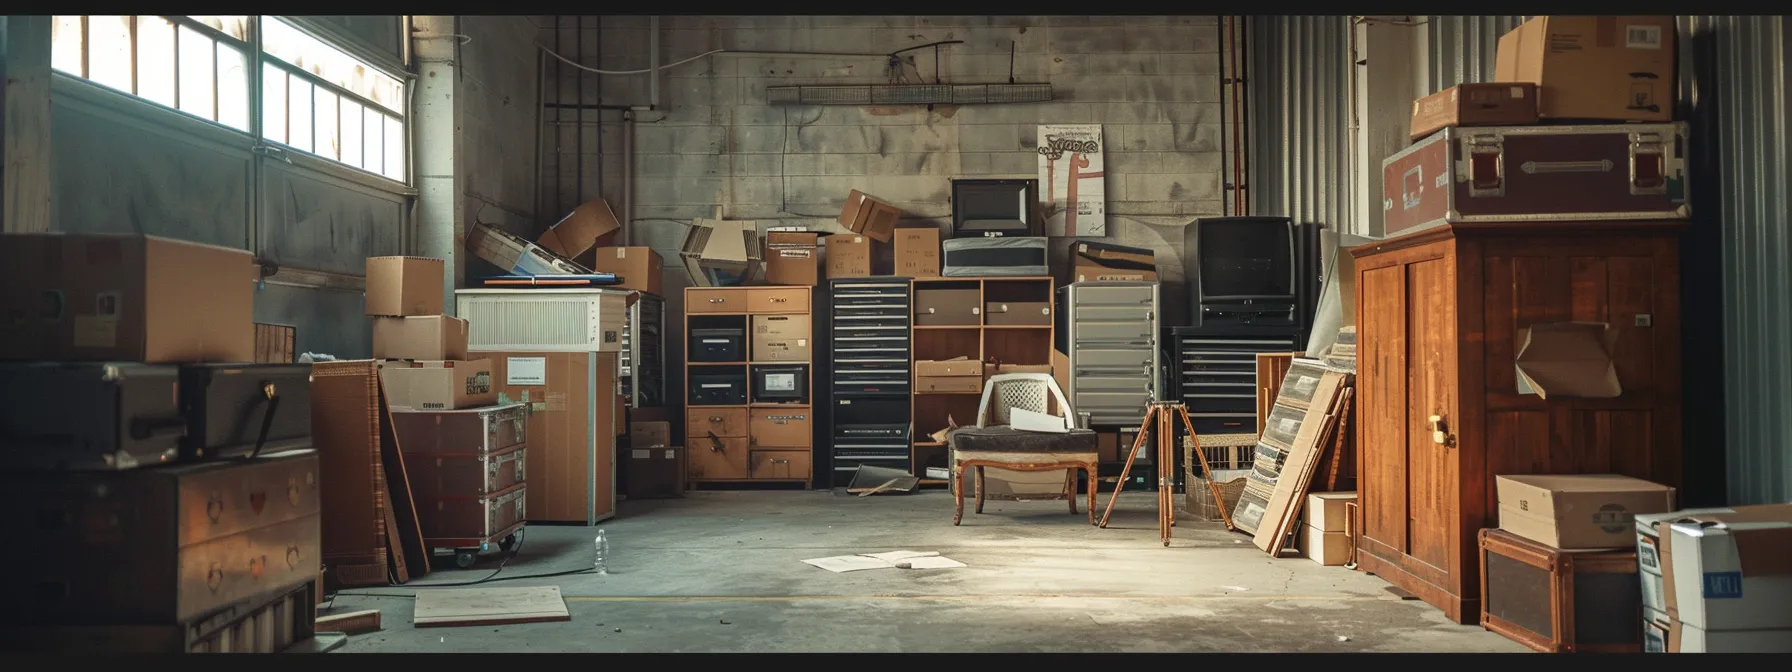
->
621, 293, 665, 408
827, 278, 913, 482
1055, 281, 1160, 429
1172, 327, 1301, 437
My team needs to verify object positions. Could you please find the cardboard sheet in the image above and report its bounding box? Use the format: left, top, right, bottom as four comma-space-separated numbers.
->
1514, 322, 1622, 399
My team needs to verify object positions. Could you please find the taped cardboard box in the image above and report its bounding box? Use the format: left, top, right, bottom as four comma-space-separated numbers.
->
893, 227, 941, 278
378, 359, 498, 411
1068, 240, 1158, 283
826, 234, 872, 279
763, 230, 823, 287
1662, 504, 1792, 632
537, 199, 622, 261
751, 314, 811, 362
1515, 322, 1622, 399
1494, 16, 1677, 122
1496, 473, 1675, 549
0, 233, 255, 363
372, 316, 469, 361
837, 190, 901, 242
589, 246, 663, 296
1408, 83, 1539, 141
680, 219, 762, 287
466, 222, 591, 276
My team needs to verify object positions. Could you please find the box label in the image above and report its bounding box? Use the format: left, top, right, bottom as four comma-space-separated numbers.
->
1703, 571, 1744, 599
506, 357, 548, 385
1592, 504, 1634, 533
632, 449, 649, 459
664, 449, 676, 460
465, 371, 493, 395
1626, 25, 1663, 49
72, 316, 118, 348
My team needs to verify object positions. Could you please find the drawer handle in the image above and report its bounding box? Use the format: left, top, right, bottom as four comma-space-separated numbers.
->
249, 555, 266, 580
207, 563, 224, 591
708, 416, 723, 423
287, 478, 301, 506
206, 494, 224, 523
709, 298, 725, 303
249, 491, 267, 516
286, 546, 301, 569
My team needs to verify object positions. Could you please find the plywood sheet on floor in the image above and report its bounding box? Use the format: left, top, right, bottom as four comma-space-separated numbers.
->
412, 586, 570, 628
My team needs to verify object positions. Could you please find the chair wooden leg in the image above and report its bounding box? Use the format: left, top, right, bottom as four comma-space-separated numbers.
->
1085, 465, 1097, 525
1065, 469, 1078, 514
974, 466, 986, 514
953, 463, 966, 526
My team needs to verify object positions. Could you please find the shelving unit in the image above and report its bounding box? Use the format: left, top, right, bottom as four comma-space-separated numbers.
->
683, 286, 815, 490
909, 276, 1055, 488
621, 292, 666, 408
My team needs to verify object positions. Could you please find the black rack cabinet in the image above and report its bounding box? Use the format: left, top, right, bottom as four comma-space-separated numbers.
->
827, 278, 914, 485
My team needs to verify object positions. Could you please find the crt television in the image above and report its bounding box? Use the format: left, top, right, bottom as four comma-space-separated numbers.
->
1185, 216, 1296, 302
950, 179, 1037, 238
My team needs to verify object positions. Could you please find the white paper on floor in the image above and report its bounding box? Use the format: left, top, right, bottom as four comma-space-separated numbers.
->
802, 550, 964, 573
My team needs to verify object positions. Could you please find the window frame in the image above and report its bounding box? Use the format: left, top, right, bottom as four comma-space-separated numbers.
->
48, 14, 412, 189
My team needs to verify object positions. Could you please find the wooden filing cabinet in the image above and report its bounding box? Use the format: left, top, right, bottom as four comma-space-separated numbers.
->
684, 286, 814, 489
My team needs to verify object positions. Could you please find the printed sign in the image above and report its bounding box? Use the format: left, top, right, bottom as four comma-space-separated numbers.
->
1036, 124, 1107, 237
506, 357, 548, 386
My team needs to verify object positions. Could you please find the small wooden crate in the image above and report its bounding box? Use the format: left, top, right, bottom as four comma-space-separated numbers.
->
1478, 528, 1643, 653
254, 322, 297, 363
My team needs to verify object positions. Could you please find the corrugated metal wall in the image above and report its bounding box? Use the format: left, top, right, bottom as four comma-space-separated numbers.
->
1246, 16, 1354, 234
1682, 16, 1791, 505
1422, 16, 1524, 92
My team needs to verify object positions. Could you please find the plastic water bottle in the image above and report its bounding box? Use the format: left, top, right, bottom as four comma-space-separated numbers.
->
593, 529, 610, 574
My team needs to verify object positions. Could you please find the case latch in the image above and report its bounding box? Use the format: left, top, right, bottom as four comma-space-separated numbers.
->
1630, 132, 1667, 195
1465, 135, 1505, 198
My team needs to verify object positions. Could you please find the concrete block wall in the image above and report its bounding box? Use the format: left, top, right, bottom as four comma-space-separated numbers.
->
537, 16, 1230, 408
461, 16, 545, 239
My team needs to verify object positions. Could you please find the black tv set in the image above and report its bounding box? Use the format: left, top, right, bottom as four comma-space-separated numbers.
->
1187, 216, 1296, 302
950, 179, 1037, 238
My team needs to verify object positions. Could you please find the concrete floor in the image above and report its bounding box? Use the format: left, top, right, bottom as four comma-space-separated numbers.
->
326, 490, 1528, 653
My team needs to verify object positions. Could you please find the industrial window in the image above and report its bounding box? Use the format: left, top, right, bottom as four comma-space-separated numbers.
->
50, 16, 253, 132
49, 15, 407, 183
259, 16, 407, 182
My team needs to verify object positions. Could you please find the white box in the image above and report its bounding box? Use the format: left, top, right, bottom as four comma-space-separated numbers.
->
1666, 519, 1792, 631
1304, 491, 1356, 533
456, 288, 630, 353
1304, 525, 1350, 566
1649, 620, 1792, 653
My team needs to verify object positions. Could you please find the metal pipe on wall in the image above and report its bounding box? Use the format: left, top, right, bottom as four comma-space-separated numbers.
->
1216, 15, 1229, 217
575, 15, 584, 207
648, 16, 660, 109
532, 46, 545, 225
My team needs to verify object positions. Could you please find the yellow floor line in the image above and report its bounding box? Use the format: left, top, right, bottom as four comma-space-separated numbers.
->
563, 594, 1375, 603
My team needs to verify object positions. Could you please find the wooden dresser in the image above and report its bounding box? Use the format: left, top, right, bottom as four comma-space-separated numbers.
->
683, 286, 815, 489
1350, 222, 1683, 625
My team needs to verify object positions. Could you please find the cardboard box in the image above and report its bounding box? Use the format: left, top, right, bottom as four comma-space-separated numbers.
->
985, 302, 1051, 326
537, 199, 622, 261
1305, 525, 1350, 566
915, 288, 981, 325
630, 420, 671, 449
1496, 474, 1676, 549
826, 234, 872, 279
916, 359, 983, 377
1653, 619, 1792, 654
365, 257, 443, 317
680, 219, 762, 287
1408, 83, 1540, 141
378, 359, 498, 411
626, 444, 684, 500
763, 230, 822, 287
1067, 241, 1158, 283
837, 189, 902, 242
1636, 507, 1743, 619
1664, 506, 1792, 632
1494, 16, 1676, 122
1305, 491, 1356, 533
0, 233, 255, 363
589, 247, 663, 296
466, 222, 591, 276
486, 352, 617, 524
1514, 322, 1622, 399
751, 314, 811, 362
893, 227, 941, 278
372, 315, 469, 361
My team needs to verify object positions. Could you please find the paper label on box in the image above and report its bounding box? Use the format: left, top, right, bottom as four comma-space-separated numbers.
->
72, 316, 118, 348
632, 449, 649, 459
507, 357, 548, 385
464, 371, 493, 395
664, 449, 675, 459
796, 339, 807, 347
1510, 86, 1526, 98
1703, 571, 1744, 599
1626, 25, 1663, 49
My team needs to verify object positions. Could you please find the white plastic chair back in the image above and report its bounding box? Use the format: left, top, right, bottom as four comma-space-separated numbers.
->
976, 373, 1075, 428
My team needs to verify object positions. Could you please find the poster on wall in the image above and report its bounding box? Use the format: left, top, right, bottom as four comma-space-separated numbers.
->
1036, 124, 1107, 237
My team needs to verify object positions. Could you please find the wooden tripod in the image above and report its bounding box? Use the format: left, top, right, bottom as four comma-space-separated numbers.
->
1098, 401, 1237, 546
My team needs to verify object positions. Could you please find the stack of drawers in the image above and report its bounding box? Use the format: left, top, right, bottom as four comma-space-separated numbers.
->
1057, 282, 1160, 429
1172, 328, 1301, 437
620, 293, 666, 408
827, 278, 914, 481
686, 408, 815, 484
388, 403, 529, 567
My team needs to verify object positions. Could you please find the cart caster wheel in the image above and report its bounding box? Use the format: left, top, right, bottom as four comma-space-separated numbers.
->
454, 551, 477, 569
499, 534, 516, 552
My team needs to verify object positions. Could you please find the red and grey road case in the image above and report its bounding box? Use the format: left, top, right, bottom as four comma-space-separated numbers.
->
1382, 122, 1690, 237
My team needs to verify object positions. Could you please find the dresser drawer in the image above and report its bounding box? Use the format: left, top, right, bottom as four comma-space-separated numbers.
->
688, 289, 747, 313
750, 409, 813, 447
688, 437, 749, 480
749, 450, 812, 480
686, 407, 749, 438
748, 287, 810, 313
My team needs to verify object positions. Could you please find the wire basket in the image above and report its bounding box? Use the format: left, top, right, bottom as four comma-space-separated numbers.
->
1184, 469, 1249, 522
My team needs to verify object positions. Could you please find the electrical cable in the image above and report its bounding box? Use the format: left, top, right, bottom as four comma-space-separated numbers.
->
327, 527, 605, 603
538, 44, 889, 76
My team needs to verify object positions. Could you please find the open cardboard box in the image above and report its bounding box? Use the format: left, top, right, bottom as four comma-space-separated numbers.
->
1514, 322, 1622, 399
537, 199, 623, 262
466, 222, 591, 276
680, 219, 763, 287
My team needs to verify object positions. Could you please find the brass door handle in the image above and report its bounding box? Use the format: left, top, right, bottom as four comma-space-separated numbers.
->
1428, 415, 1454, 448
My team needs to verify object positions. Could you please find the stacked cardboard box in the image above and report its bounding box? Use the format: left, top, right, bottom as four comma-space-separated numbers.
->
365, 256, 493, 410
1303, 492, 1355, 566
1636, 504, 1792, 653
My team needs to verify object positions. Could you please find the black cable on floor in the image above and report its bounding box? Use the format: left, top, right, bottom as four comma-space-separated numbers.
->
329, 528, 602, 600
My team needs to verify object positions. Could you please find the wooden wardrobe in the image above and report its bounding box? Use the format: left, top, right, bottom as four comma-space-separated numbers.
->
1350, 222, 1683, 625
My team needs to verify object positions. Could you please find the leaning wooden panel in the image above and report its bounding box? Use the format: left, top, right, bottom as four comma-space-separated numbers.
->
1478, 528, 1643, 653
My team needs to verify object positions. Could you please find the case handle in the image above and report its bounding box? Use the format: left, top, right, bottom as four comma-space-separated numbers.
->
243, 382, 282, 460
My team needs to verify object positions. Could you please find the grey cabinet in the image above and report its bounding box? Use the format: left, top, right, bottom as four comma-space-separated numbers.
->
1055, 281, 1159, 430
622, 293, 665, 408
